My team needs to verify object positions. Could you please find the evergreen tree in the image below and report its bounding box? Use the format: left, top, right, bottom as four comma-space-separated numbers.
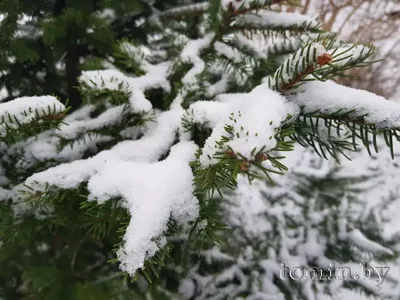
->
1, 0, 400, 299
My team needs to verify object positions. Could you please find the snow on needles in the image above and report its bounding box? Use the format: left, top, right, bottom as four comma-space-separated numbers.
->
79, 61, 172, 112
79, 70, 152, 112
191, 83, 299, 166
87, 141, 199, 276
289, 80, 400, 128
25, 109, 183, 191
0, 96, 65, 137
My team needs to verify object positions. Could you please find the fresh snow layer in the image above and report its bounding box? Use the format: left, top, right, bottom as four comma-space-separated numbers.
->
25, 112, 198, 276
87, 141, 199, 276
57, 105, 125, 140
25, 109, 183, 191
0, 96, 65, 137
171, 33, 215, 109
180, 33, 215, 87
290, 80, 400, 128
79, 70, 152, 112
224, 175, 271, 238
80, 61, 172, 112
329, 45, 372, 67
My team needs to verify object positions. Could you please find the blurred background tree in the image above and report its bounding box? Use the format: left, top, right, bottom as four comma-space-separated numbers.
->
283, 0, 400, 98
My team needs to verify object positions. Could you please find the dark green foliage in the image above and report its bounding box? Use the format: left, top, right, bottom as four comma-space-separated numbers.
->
0, 0, 170, 108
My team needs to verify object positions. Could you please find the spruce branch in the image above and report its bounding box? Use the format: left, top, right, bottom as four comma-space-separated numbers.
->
0, 103, 69, 145
265, 43, 333, 92
293, 109, 400, 160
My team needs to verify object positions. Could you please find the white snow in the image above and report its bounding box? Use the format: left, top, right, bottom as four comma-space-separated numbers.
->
329, 45, 372, 67
79, 70, 152, 112
159, 2, 209, 18
0, 87, 8, 102
25, 109, 182, 191
197, 83, 299, 166
234, 11, 319, 29
214, 42, 242, 63
0, 96, 65, 137
87, 141, 199, 276
347, 229, 394, 255
289, 80, 400, 128
171, 33, 215, 109
224, 175, 271, 238
57, 105, 125, 140
80, 61, 172, 112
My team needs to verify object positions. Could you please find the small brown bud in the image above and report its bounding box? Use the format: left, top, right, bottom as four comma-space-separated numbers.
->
42, 113, 66, 121
239, 160, 250, 172
317, 53, 333, 66
256, 153, 268, 162
225, 150, 236, 158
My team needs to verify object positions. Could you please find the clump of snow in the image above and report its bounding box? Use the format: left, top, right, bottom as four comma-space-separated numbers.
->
111, 109, 182, 162
131, 61, 172, 92
196, 83, 299, 166
63, 104, 96, 123
184, 101, 232, 130
57, 134, 113, 161
119, 42, 150, 71
87, 141, 199, 276
0, 96, 65, 137
0, 187, 14, 201
97, 8, 116, 22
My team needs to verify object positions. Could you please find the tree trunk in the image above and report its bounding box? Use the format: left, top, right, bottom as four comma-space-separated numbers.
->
65, 43, 82, 110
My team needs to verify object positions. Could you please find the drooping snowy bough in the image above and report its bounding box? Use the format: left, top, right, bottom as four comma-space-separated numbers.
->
2, 0, 400, 299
